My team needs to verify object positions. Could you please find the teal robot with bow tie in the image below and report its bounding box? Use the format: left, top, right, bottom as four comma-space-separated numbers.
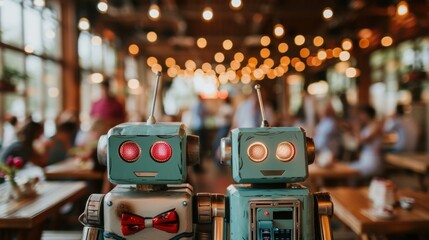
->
219, 85, 334, 240
79, 72, 224, 240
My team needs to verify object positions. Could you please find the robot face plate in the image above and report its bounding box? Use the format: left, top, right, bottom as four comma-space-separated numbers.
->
231, 127, 309, 183
106, 123, 188, 184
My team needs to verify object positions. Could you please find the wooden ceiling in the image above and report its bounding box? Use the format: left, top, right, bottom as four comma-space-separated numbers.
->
78, 0, 429, 69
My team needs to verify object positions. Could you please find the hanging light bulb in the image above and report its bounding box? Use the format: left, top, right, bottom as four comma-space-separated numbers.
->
322, 7, 333, 20
78, 18, 90, 31
148, 1, 160, 20
97, 0, 108, 13
396, 1, 409, 16
202, 7, 213, 21
273, 23, 285, 38
230, 0, 242, 9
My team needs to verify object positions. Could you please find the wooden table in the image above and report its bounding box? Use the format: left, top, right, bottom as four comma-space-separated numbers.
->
44, 158, 104, 180
307, 162, 360, 190
385, 153, 429, 190
309, 162, 360, 179
325, 187, 429, 240
0, 181, 88, 240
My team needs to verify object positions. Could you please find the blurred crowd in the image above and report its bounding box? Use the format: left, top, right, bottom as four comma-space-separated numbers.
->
0, 80, 421, 188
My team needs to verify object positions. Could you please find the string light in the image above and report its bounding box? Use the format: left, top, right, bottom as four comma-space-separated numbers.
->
78, 18, 90, 31
260, 35, 271, 46
396, 1, 409, 16
294, 35, 305, 46
148, 2, 161, 20
341, 38, 353, 50
339, 51, 351, 61
230, 0, 242, 9
322, 7, 333, 20
381, 36, 393, 47
273, 24, 285, 38
313, 36, 324, 47
214, 52, 225, 63
97, 0, 108, 13
165, 57, 176, 68
197, 38, 207, 48
202, 7, 213, 21
300, 48, 310, 58
278, 42, 288, 53
128, 44, 139, 55
223, 39, 233, 50
359, 38, 370, 49
260, 48, 270, 58
147, 31, 157, 42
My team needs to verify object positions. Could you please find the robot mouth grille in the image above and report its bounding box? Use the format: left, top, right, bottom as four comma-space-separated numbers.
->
260, 170, 285, 176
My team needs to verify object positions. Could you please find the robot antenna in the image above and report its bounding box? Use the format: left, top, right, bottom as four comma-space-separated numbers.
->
147, 71, 162, 125
254, 84, 269, 128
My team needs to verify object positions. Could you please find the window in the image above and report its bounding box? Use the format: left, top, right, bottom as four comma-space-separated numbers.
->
0, 0, 63, 137
77, 31, 117, 127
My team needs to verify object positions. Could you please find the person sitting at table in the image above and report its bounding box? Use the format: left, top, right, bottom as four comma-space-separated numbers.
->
383, 104, 419, 152
46, 121, 78, 165
314, 100, 340, 166
345, 105, 384, 179
0, 119, 47, 167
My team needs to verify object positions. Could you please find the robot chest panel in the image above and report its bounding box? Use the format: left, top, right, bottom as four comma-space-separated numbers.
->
103, 189, 193, 240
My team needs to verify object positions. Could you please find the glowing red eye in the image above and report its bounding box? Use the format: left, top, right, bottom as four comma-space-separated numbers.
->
150, 141, 172, 163
119, 141, 141, 162
247, 142, 268, 162
276, 141, 295, 162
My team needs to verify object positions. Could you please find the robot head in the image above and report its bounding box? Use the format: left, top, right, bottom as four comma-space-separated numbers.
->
220, 84, 314, 184
98, 122, 199, 184
97, 72, 199, 185
221, 127, 314, 183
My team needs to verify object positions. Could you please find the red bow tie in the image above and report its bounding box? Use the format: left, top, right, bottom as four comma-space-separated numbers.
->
121, 209, 179, 236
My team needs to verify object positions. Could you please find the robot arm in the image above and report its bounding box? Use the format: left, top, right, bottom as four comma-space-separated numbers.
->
194, 193, 225, 240
79, 194, 105, 240
314, 192, 334, 240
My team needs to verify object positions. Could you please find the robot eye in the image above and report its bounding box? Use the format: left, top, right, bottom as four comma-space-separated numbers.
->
247, 142, 268, 162
276, 141, 295, 162
150, 141, 173, 163
119, 141, 141, 162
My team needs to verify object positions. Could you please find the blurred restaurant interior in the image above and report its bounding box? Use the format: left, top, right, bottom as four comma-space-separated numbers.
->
1, 0, 429, 239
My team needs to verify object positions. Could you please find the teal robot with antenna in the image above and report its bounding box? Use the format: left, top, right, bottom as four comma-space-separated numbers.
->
220, 85, 334, 240
79, 72, 225, 240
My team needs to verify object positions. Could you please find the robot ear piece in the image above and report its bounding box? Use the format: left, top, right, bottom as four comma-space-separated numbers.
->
97, 135, 108, 166
186, 135, 200, 166
306, 137, 315, 165
220, 137, 232, 166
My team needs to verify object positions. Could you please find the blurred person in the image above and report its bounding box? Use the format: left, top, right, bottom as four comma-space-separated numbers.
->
212, 96, 234, 166
314, 101, 340, 164
232, 90, 275, 128
2, 114, 18, 149
383, 104, 419, 152
346, 105, 384, 178
188, 95, 208, 173
0, 119, 47, 167
90, 78, 126, 133
46, 121, 77, 165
